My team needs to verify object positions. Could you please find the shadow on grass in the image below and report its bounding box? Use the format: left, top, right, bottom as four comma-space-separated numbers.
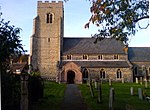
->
31, 81, 66, 110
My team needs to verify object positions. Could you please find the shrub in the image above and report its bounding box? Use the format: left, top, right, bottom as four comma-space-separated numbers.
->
29, 72, 44, 103
1, 71, 21, 110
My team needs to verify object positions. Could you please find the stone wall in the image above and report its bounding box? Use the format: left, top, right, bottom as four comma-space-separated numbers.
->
31, 1, 64, 78
131, 61, 150, 80
87, 67, 132, 82
60, 53, 133, 83
60, 61, 133, 83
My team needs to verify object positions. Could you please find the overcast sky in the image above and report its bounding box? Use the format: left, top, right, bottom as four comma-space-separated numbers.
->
0, 0, 150, 53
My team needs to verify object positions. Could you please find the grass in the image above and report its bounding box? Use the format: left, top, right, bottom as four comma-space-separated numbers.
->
78, 82, 150, 110
31, 81, 150, 110
31, 81, 66, 110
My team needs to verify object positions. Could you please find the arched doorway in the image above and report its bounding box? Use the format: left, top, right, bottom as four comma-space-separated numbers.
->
67, 71, 75, 84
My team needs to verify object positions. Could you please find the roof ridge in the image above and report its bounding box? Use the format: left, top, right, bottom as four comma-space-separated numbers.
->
129, 47, 150, 48
63, 37, 92, 39
63, 37, 116, 40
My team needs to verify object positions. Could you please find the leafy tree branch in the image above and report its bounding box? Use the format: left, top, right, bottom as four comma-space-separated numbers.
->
134, 16, 149, 23
65, 0, 149, 44
87, 0, 149, 44
0, 12, 25, 68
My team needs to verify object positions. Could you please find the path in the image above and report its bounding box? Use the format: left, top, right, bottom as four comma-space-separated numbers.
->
61, 84, 88, 110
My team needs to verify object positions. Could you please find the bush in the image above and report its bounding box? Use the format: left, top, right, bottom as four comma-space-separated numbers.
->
1, 70, 44, 110
1, 71, 21, 110
29, 72, 44, 103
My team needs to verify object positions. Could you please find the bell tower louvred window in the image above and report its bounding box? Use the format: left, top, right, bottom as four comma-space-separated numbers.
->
46, 13, 53, 23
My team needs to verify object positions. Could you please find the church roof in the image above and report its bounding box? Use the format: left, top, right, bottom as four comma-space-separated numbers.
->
9, 63, 28, 74
61, 61, 130, 68
63, 38, 125, 55
128, 47, 150, 62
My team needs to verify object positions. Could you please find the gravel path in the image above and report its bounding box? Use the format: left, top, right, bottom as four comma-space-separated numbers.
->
61, 84, 88, 110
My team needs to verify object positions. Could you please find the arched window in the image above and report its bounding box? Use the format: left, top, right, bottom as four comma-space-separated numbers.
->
83, 68, 88, 79
149, 67, 150, 75
142, 65, 146, 74
100, 69, 105, 79
46, 13, 53, 23
142, 65, 146, 71
49, 14, 53, 23
46, 13, 50, 23
134, 67, 138, 76
117, 69, 122, 79
82, 68, 88, 83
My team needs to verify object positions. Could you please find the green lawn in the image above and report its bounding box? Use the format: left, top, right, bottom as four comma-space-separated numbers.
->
79, 82, 150, 110
31, 81, 150, 110
31, 81, 66, 110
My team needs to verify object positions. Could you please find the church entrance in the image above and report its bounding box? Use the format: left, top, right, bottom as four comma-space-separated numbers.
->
67, 71, 75, 84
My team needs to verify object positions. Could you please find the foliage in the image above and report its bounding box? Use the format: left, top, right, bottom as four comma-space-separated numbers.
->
0, 12, 25, 110
0, 13, 25, 67
29, 72, 44, 103
31, 81, 66, 110
84, 0, 149, 44
79, 82, 150, 110
1, 71, 21, 110
64, 0, 149, 43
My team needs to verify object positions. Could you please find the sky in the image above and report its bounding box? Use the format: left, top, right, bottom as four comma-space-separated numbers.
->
0, 0, 150, 54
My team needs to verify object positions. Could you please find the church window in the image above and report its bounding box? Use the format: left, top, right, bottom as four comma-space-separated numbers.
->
142, 65, 147, 76
50, 14, 53, 23
48, 38, 50, 42
82, 68, 88, 83
46, 13, 53, 23
114, 54, 119, 60
134, 67, 138, 76
100, 69, 106, 79
83, 55, 88, 60
98, 55, 103, 60
67, 55, 72, 60
116, 69, 122, 79
83, 69, 88, 78
142, 65, 146, 71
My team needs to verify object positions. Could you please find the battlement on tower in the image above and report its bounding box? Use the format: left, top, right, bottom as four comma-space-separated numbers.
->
38, 1, 63, 8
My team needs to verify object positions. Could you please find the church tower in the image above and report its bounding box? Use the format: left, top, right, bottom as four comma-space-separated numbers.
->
30, 1, 64, 79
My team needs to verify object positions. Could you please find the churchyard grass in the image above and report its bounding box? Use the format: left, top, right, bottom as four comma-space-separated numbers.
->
31, 81, 66, 110
79, 82, 150, 110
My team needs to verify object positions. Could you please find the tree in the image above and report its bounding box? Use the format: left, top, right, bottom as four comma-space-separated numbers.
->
84, 0, 149, 44
65, 0, 149, 44
0, 12, 25, 110
0, 12, 25, 68
85, 0, 149, 43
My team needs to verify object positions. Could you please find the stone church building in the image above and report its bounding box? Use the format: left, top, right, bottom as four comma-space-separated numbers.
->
30, 1, 150, 84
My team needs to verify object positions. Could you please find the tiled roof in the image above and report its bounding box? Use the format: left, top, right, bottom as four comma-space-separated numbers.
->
128, 47, 150, 62
9, 63, 28, 73
63, 38, 125, 55
61, 61, 130, 68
